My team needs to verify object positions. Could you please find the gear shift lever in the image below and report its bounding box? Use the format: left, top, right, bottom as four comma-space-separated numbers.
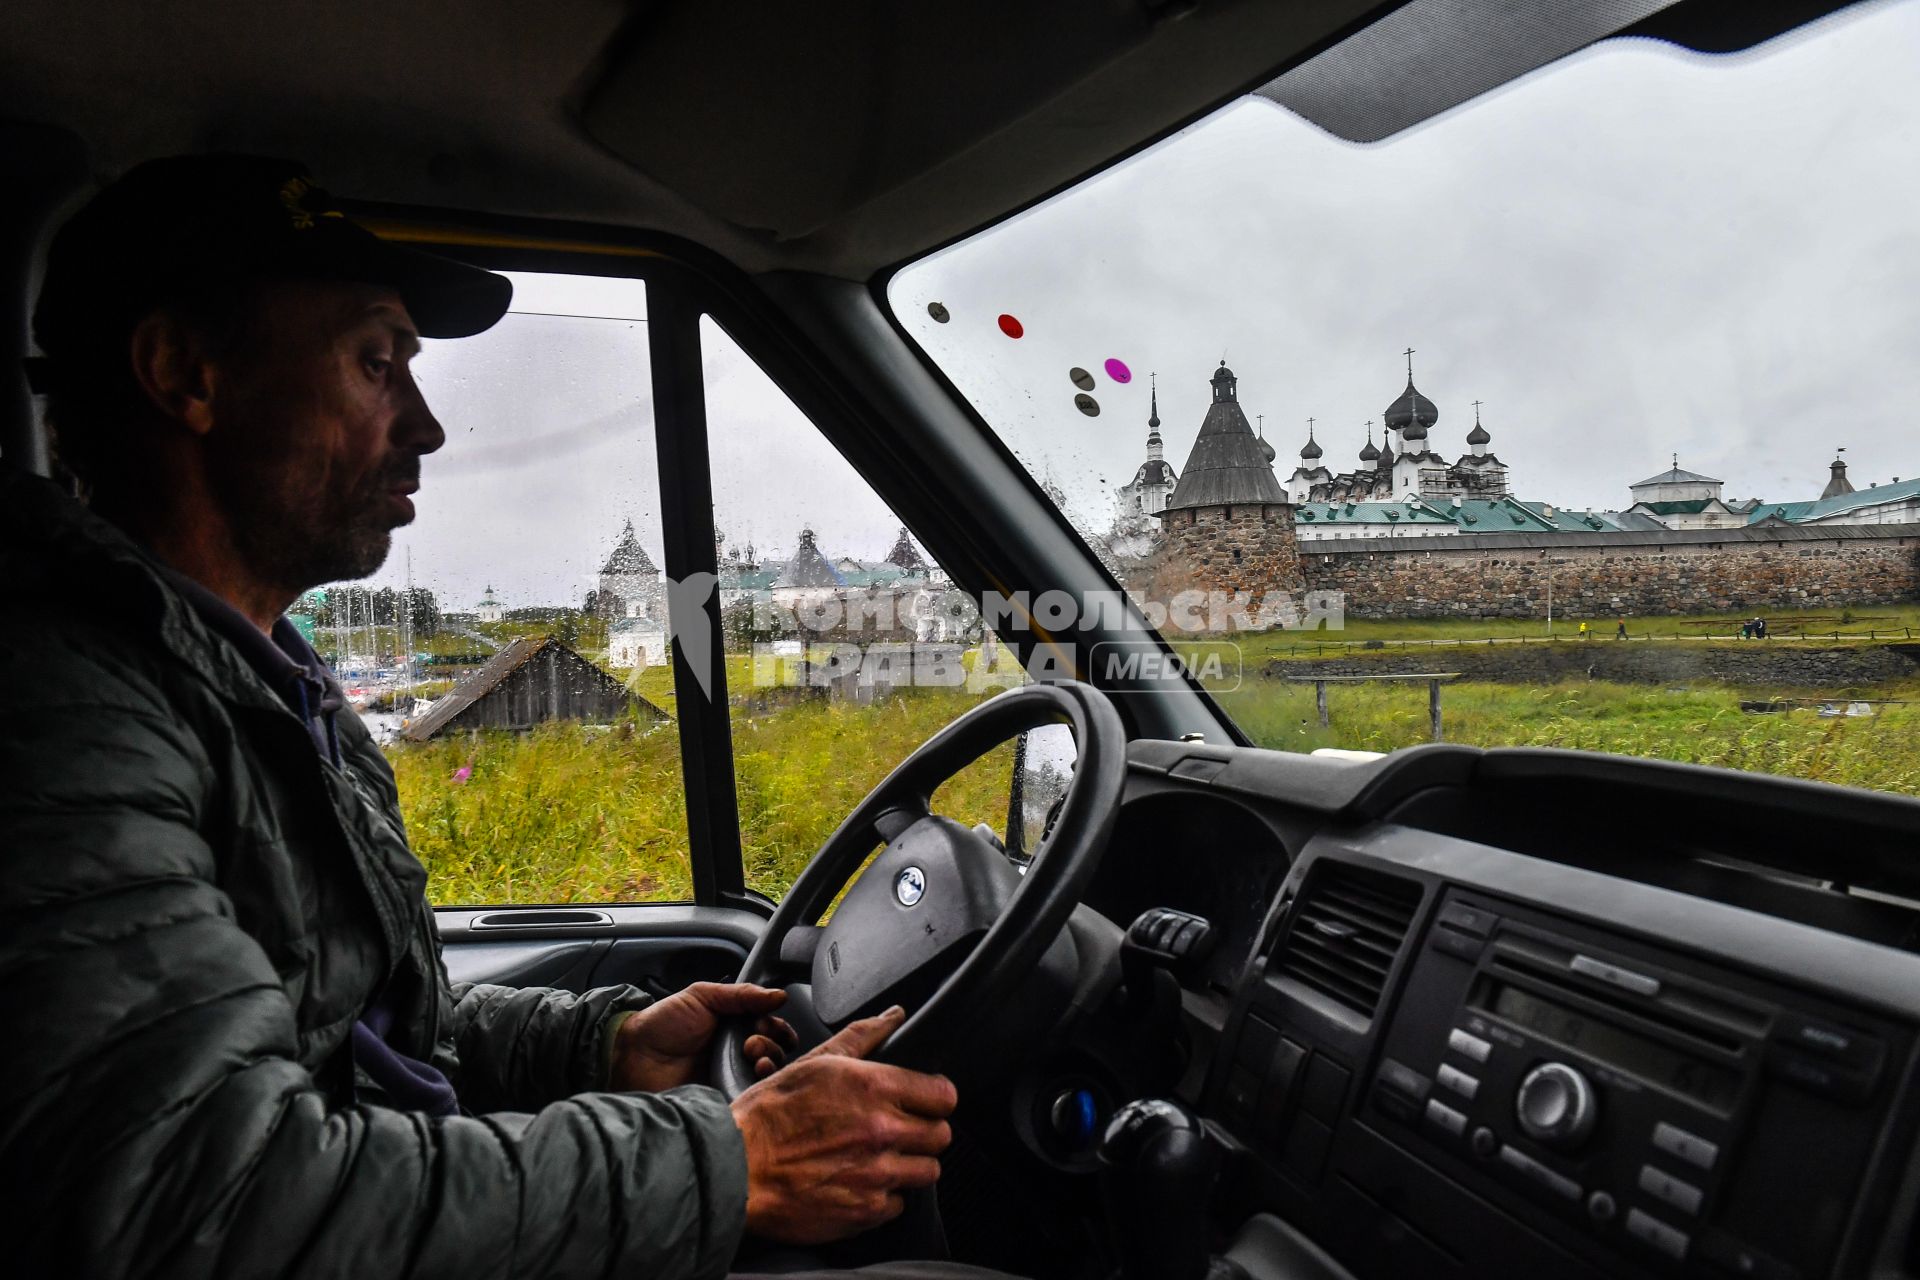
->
1098, 1098, 1242, 1280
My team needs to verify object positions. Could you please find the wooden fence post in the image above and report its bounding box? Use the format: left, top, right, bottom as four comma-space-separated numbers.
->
1430, 679, 1443, 742
1316, 680, 1329, 729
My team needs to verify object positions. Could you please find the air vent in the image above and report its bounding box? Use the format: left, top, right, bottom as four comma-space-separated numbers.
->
1273, 862, 1422, 1021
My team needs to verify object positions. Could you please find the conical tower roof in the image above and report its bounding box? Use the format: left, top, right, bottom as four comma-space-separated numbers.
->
1821, 457, 1855, 500
885, 526, 930, 573
1163, 362, 1287, 512
777, 528, 846, 589
600, 519, 657, 575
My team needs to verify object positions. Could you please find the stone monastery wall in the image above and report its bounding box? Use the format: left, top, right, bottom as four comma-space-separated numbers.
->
1297, 527, 1920, 620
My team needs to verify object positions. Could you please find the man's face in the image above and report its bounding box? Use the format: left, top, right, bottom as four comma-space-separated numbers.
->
204, 279, 445, 590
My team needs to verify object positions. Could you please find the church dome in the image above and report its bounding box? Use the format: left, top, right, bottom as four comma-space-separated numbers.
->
1384, 378, 1438, 436
1296, 434, 1317, 461
1466, 421, 1490, 446
1359, 427, 1379, 462
1259, 437, 1278, 463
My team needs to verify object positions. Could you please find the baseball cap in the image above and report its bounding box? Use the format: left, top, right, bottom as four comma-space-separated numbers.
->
32, 154, 513, 368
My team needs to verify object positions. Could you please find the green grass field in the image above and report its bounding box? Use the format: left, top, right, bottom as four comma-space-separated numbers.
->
390, 670, 1920, 908
391, 686, 1015, 905
1207, 674, 1920, 796
384, 615, 1920, 907
1232, 606, 1920, 657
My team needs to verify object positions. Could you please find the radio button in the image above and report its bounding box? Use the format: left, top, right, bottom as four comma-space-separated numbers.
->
1448, 1028, 1493, 1063
1571, 953, 1662, 998
1625, 1208, 1690, 1260
1638, 1164, 1704, 1216
1436, 1063, 1481, 1100
1650, 1121, 1719, 1171
1425, 1098, 1468, 1137
1498, 1144, 1581, 1201
1773, 1013, 1885, 1075
1516, 1062, 1597, 1149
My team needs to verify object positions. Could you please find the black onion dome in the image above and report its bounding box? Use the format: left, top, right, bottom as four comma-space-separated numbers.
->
1466, 421, 1490, 446
1359, 429, 1380, 462
1383, 378, 1439, 435
1298, 434, 1320, 461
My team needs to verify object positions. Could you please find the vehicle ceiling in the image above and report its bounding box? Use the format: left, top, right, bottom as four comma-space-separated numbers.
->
2, 0, 1869, 281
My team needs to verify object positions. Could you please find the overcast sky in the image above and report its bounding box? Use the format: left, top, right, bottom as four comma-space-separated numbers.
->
372, 0, 1920, 610
897, 0, 1920, 537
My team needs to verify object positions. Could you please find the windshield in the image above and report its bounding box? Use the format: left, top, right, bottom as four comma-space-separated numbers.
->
889, 0, 1920, 796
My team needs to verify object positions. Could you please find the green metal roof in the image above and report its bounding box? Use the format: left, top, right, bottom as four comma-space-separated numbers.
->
1746, 476, 1920, 525
1296, 496, 1571, 533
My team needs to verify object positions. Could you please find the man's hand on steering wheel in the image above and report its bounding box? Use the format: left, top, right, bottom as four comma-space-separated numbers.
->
730, 1005, 958, 1245
608, 982, 800, 1093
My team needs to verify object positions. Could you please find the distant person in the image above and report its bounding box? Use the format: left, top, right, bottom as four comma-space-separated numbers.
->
1579, 620, 1590, 640
1757, 616, 1769, 639
1615, 618, 1628, 639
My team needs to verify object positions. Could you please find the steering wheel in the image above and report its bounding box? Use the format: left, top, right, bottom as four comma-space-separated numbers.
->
714, 681, 1126, 1097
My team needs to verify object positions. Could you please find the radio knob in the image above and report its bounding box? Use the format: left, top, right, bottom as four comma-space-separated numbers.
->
1516, 1062, 1597, 1150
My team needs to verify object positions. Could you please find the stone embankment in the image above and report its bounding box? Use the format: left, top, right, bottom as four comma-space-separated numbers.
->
1264, 643, 1920, 687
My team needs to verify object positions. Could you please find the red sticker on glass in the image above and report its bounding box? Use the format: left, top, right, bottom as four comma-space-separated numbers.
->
998, 314, 1024, 339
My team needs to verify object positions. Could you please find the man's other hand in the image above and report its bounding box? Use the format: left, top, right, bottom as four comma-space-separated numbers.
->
609, 982, 798, 1093
730, 1006, 958, 1246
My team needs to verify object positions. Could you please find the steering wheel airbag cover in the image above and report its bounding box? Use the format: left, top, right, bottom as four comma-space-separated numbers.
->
811, 815, 1019, 1024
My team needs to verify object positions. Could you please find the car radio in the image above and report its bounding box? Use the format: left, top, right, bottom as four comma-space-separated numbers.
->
1363, 890, 1905, 1278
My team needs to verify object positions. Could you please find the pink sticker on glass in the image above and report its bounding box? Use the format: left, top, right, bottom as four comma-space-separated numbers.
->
1104, 358, 1132, 383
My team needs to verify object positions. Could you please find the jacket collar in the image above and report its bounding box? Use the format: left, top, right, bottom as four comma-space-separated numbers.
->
2, 468, 313, 721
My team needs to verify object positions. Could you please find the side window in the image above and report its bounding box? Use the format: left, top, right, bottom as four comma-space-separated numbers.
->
700, 317, 1043, 899
301, 272, 694, 905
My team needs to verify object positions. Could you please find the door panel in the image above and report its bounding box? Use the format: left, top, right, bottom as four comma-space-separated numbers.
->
437, 904, 762, 996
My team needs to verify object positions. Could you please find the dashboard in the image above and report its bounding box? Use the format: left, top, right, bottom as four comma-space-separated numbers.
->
1105, 739, 1920, 1280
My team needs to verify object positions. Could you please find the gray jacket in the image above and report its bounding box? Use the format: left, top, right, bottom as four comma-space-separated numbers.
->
0, 470, 747, 1278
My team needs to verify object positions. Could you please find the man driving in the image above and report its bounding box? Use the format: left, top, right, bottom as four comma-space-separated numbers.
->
0, 156, 1012, 1279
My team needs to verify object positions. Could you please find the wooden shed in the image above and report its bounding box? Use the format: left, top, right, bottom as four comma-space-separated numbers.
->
400, 635, 666, 741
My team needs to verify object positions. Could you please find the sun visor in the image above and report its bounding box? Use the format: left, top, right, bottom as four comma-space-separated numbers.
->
574, 0, 1399, 248
1257, 0, 1866, 144
577, 0, 1161, 240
